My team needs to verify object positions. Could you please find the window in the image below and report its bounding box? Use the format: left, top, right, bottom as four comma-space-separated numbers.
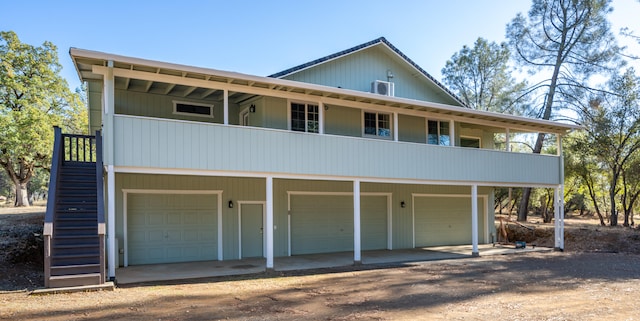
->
363, 112, 391, 138
173, 101, 214, 118
428, 120, 450, 145
290, 102, 319, 133
460, 137, 481, 148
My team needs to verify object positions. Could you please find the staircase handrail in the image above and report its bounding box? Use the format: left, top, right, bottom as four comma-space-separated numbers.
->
44, 127, 63, 233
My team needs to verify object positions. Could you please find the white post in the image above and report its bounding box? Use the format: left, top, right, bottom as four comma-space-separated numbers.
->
506, 128, 511, 152
223, 89, 229, 125
393, 112, 399, 142
471, 184, 479, 256
555, 134, 565, 250
353, 180, 361, 263
265, 176, 274, 269
319, 102, 325, 134
449, 119, 455, 146
107, 165, 116, 279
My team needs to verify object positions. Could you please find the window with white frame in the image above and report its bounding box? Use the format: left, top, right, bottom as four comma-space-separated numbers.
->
427, 120, 450, 145
291, 102, 319, 133
173, 101, 214, 118
363, 111, 391, 138
460, 136, 481, 148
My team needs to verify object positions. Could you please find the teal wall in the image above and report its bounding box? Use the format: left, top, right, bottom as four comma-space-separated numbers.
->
113, 116, 562, 186
398, 114, 427, 144
281, 45, 460, 106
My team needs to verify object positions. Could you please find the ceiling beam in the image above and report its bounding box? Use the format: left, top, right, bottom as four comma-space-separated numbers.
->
164, 83, 176, 95
200, 89, 216, 99
183, 86, 197, 97
93, 65, 572, 134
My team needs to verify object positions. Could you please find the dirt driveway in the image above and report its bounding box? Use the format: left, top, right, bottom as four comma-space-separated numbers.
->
3, 251, 640, 320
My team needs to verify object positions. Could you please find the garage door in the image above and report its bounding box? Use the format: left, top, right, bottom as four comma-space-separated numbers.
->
128, 193, 217, 265
361, 195, 388, 250
290, 195, 353, 255
414, 196, 484, 247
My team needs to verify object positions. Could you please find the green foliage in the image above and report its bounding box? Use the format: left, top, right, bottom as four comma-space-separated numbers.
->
0, 30, 86, 206
441, 38, 527, 114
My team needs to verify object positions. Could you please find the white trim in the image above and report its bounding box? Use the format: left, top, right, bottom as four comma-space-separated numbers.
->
121, 189, 223, 267
460, 135, 482, 148
506, 128, 511, 152
362, 110, 393, 140
113, 165, 562, 189
318, 102, 325, 135
107, 165, 116, 278
449, 119, 455, 147
240, 107, 250, 126
238, 201, 266, 259
411, 193, 489, 249
172, 100, 214, 118
471, 185, 479, 255
353, 180, 361, 262
393, 112, 399, 142
265, 177, 274, 269
286, 191, 392, 255
85, 60, 577, 134
223, 89, 228, 125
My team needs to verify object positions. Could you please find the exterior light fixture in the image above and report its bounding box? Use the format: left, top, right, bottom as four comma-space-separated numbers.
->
249, 104, 256, 113
228, 200, 234, 208
400, 201, 406, 208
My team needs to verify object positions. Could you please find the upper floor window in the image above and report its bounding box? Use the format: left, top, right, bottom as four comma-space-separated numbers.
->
291, 102, 319, 133
364, 112, 391, 138
173, 101, 214, 118
428, 120, 450, 145
460, 136, 481, 148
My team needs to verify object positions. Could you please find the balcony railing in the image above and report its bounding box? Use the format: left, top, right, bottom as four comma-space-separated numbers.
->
110, 115, 561, 186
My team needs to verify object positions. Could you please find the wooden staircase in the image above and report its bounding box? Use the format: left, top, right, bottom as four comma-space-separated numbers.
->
44, 128, 106, 288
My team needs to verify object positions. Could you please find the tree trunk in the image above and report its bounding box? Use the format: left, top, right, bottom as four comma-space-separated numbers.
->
14, 181, 29, 207
610, 181, 618, 226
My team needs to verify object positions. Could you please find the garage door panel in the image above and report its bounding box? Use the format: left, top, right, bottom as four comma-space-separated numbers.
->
128, 193, 217, 265
291, 195, 353, 255
362, 196, 388, 250
414, 196, 484, 247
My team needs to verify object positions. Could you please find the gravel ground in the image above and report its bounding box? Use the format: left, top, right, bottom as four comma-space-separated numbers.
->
2, 207, 640, 320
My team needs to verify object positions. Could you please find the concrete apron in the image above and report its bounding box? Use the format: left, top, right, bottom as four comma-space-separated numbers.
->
115, 244, 551, 285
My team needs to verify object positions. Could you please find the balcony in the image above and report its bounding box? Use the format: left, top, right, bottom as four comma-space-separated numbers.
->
111, 115, 561, 186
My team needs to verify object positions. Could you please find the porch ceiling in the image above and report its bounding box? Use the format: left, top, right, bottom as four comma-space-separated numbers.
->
71, 48, 580, 134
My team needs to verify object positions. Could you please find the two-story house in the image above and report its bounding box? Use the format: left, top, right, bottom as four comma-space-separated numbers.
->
44, 37, 575, 287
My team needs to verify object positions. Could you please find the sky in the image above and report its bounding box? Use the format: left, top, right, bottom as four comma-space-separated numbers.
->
1, 0, 639, 91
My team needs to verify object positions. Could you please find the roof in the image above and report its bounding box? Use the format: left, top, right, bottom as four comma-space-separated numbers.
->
69, 47, 580, 134
269, 37, 468, 107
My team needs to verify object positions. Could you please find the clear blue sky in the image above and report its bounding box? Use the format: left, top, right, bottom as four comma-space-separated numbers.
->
2, 0, 638, 91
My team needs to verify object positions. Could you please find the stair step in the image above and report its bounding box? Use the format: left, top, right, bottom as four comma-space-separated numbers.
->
48, 273, 102, 288
51, 263, 101, 275
54, 243, 99, 249
52, 254, 100, 266
56, 225, 97, 230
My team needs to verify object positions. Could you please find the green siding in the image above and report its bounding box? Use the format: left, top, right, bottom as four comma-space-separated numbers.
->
361, 195, 388, 250
281, 45, 460, 105
414, 196, 486, 247
398, 114, 426, 144
113, 116, 562, 186
114, 89, 233, 123
325, 105, 361, 137
87, 81, 103, 135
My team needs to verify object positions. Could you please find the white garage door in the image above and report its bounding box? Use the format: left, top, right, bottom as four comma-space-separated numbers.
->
414, 196, 484, 247
128, 193, 217, 265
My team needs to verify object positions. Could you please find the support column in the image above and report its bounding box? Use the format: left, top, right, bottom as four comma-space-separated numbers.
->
471, 184, 479, 256
353, 180, 361, 264
449, 119, 455, 146
266, 176, 274, 269
319, 102, 325, 134
223, 89, 229, 125
107, 165, 116, 279
555, 134, 565, 250
393, 112, 399, 142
